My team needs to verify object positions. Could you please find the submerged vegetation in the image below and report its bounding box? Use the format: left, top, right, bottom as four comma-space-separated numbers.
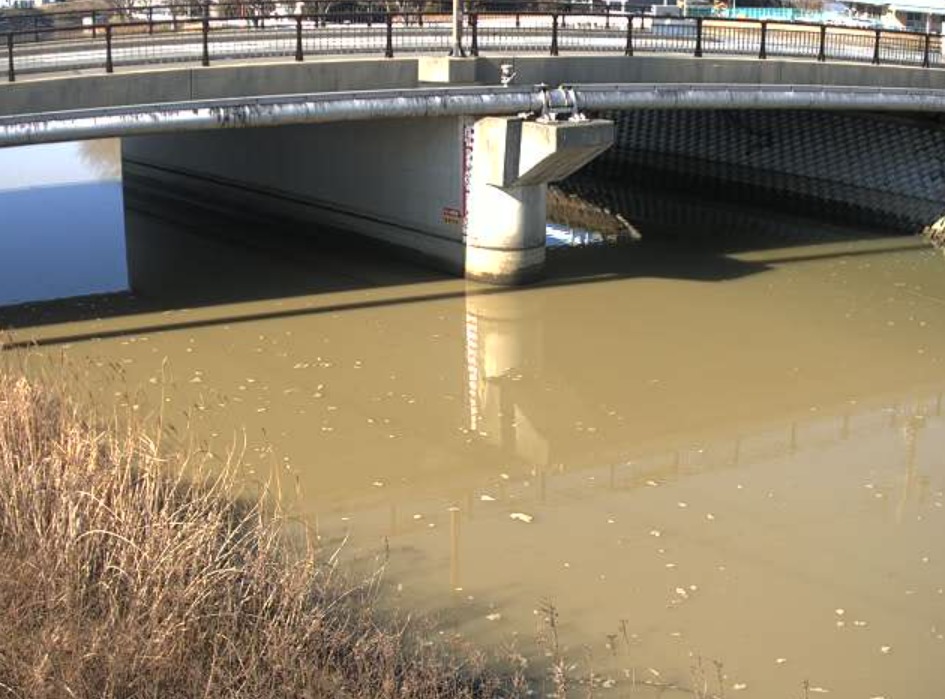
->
0, 366, 526, 699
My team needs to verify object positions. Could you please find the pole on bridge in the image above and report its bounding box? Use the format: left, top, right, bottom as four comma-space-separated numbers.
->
625, 15, 633, 56
295, 15, 303, 61
470, 12, 479, 56
105, 24, 113, 74
923, 32, 931, 68
817, 24, 826, 62
385, 12, 394, 58
694, 16, 703, 57
759, 20, 767, 59
872, 28, 880, 65
551, 14, 559, 56
202, 14, 210, 67
450, 0, 464, 57
6, 33, 14, 83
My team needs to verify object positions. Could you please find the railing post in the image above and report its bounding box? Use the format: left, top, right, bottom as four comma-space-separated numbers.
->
694, 16, 703, 57
6, 33, 14, 83
91, 9, 97, 39
295, 15, 303, 61
148, 6, 154, 35
515, 13, 520, 29
625, 15, 633, 57
385, 12, 393, 58
32, 15, 39, 43
872, 29, 880, 64
201, 14, 209, 66
605, 4, 609, 30
105, 23, 113, 73
470, 12, 479, 57
551, 14, 559, 56
818, 24, 826, 62
759, 20, 767, 59
923, 32, 931, 68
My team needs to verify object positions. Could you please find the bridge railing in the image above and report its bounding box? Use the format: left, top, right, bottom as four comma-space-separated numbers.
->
3, 1, 942, 83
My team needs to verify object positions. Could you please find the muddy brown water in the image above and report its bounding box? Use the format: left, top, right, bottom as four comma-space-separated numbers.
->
2, 140, 945, 698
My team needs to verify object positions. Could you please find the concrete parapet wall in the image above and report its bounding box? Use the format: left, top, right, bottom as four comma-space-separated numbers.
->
0, 58, 419, 118
5, 54, 945, 120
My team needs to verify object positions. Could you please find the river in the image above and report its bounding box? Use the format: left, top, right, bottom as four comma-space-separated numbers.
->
1, 139, 944, 698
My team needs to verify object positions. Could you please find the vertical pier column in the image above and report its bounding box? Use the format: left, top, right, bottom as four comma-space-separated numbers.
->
464, 116, 614, 284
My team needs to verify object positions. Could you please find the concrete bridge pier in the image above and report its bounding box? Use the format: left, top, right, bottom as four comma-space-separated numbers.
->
465, 117, 614, 283
121, 112, 612, 285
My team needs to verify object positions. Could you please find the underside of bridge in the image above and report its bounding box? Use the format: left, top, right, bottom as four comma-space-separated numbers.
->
121, 115, 614, 284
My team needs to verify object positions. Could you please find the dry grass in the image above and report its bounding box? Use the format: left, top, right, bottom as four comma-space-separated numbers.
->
0, 367, 525, 699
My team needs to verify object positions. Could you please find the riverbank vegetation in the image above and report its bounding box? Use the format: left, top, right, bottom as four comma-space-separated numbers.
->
0, 366, 526, 699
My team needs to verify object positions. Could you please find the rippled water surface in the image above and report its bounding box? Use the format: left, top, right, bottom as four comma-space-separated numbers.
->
2, 140, 944, 699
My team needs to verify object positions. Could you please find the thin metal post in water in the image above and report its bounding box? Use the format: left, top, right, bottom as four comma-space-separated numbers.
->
818, 24, 826, 62
872, 28, 880, 65
759, 20, 767, 59
201, 15, 209, 66
923, 32, 931, 68
6, 33, 14, 83
551, 14, 559, 56
449, 0, 463, 56
385, 12, 393, 58
105, 23, 113, 73
295, 15, 303, 61
625, 15, 633, 56
694, 16, 703, 57
470, 12, 478, 56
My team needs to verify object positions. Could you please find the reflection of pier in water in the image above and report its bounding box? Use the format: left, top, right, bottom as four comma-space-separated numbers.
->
315, 286, 945, 598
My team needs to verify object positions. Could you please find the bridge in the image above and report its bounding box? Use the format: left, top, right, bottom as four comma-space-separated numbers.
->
3, 1, 945, 283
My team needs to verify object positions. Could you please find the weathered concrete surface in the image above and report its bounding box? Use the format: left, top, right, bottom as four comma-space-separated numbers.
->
123, 116, 469, 274
0, 58, 419, 118
470, 55, 945, 91
123, 111, 612, 284
5, 54, 945, 119
465, 116, 614, 284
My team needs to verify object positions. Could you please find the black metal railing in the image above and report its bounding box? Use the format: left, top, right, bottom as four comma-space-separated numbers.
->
3, 1, 942, 83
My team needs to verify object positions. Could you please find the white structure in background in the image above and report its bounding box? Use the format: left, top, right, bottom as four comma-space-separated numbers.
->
0, 0, 64, 8
847, 0, 945, 32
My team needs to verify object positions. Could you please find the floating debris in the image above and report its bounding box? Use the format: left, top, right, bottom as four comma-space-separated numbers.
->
706, 513, 716, 521
649, 529, 662, 537
510, 512, 534, 523
733, 683, 748, 691
835, 608, 845, 616
372, 481, 384, 487
880, 646, 892, 654
485, 612, 502, 622
809, 687, 830, 694
775, 658, 787, 664
677, 502, 689, 508
646, 480, 659, 487
480, 494, 497, 502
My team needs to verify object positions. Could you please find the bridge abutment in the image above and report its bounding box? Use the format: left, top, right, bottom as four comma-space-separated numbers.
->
121, 114, 611, 285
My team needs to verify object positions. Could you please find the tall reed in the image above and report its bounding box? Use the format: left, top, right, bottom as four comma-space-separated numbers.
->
0, 368, 520, 699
